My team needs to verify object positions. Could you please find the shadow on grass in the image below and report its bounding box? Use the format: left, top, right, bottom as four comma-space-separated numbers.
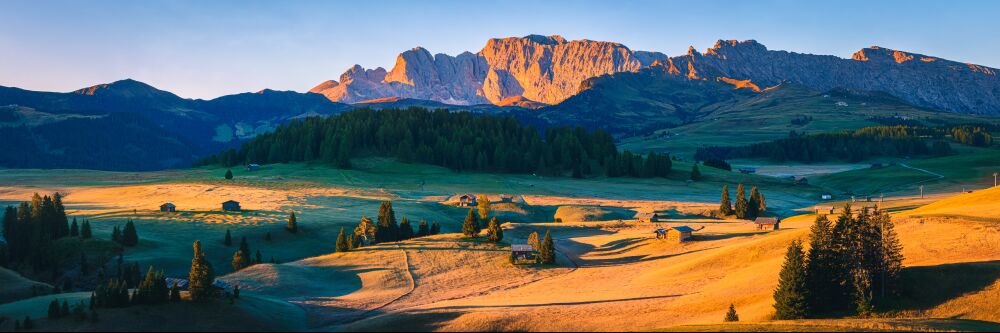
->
887, 260, 1000, 311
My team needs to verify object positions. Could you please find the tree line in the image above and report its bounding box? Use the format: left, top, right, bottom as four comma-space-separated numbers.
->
194, 107, 672, 178
719, 184, 767, 220
773, 206, 903, 318
695, 124, 997, 163
2, 193, 72, 271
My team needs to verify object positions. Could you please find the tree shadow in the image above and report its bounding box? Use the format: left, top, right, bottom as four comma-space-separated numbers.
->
887, 260, 1000, 311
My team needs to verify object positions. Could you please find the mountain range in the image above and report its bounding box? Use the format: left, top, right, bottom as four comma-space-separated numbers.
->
1, 35, 998, 171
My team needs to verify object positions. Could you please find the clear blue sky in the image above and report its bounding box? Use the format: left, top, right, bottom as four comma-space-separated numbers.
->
1, 0, 997, 99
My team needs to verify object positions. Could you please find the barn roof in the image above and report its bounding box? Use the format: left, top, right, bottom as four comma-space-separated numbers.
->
671, 226, 695, 233
634, 212, 658, 218
222, 200, 240, 204
161, 203, 176, 208
754, 217, 779, 224
511, 244, 535, 252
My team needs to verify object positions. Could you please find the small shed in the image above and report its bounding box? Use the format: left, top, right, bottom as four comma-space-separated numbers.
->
511, 244, 536, 263
634, 212, 661, 223
738, 168, 757, 174
222, 200, 241, 211
814, 206, 835, 215
459, 194, 477, 207
665, 226, 696, 243
499, 194, 515, 203
160, 203, 177, 212
821, 194, 833, 200
246, 164, 261, 171
754, 217, 780, 231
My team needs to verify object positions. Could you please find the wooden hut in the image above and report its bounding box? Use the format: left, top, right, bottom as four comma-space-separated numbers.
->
246, 164, 261, 171
634, 212, 661, 222
160, 203, 177, 212
814, 206, 835, 215
222, 200, 241, 211
499, 194, 515, 203
754, 217, 780, 230
511, 244, 536, 264
458, 194, 477, 207
665, 226, 697, 243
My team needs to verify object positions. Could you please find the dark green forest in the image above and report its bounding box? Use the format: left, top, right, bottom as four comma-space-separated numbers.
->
695, 125, 993, 163
196, 107, 672, 178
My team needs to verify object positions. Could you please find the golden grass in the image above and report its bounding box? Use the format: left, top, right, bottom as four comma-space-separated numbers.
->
905, 186, 1000, 219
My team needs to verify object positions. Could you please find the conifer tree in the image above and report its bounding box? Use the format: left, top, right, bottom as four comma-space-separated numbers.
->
121, 220, 139, 246
70, 218, 79, 237
286, 212, 298, 233
111, 226, 121, 244
399, 217, 414, 240
48, 299, 61, 318
417, 219, 429, 237
773, 240, 810, 319
877, 210, 904, 299
719, 185, 733, 216
335, 228, 349, 252
224, 169, 233, 180
486, 217, 504, 243
757, 189, 767, 213
690, 164, 702, 181
169, 283, 181, 301
805, 214, 837, 314
734, 184, 748, 219
255, 249, 262, 264
239, 236, 250, 262
232, 250, 250, 272
527, 232, 540, 252
354, 216, 376, 245
538, 230, 556, 264
376, 201, 398, 242
747, 187, 762, 220
430, 222, 441, 235
188, 241, 215, 302
81, 220, 92, 239
724, 303, 739, 322
462, 209, 480, 238
224, 229, 232, 246
478, 195, 492, 220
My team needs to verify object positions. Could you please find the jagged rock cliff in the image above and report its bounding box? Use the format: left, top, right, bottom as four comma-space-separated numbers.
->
311, 36, 999, 115
310, 35, 665, 106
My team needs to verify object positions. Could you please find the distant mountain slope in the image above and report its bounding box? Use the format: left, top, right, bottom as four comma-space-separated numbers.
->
0, 80, 351, 170
310, 36, 1000, 115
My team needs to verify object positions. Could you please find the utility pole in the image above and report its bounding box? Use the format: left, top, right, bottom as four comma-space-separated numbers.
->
920, 185, 924, 199
994, 172, 998, 187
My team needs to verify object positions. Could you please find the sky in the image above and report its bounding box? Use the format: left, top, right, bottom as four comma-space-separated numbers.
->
1, 0, 998, 99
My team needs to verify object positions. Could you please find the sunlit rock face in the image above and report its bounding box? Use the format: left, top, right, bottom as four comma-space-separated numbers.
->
311, 36, 1000, 115
310, 35, 664, 106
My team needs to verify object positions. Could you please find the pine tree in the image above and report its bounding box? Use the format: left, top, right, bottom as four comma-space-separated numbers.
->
335, 228, 349, 252
734, 184, 748, 219
376, 201, 398, 242
169, 283, 181, 301
538, 230, 556, 264
462, 209, 480, 238
239, 236, 250, 262
877, 210, 904, 299
70, 218, 79, 237
255, 249, 262, 264
121, 220, 138, 246
264, 232, 272, 241
224, 169, 233, 180
111, 226, 121, 243
773, 240, 810, 320
48, 299, 61, 318
486, 217, 504, 243
719, 185, 733, 216
690, 164, 702, 181
757, 189, 767, 213
747, 187, 762, 220
417, 219, 429, 237
232, 250, 250, 272
478, 195, 492, 220
398, 217, 414, 240
805, 214, 838, 314
430, 222, 441, 235
188, 241, 215, 302
286, 212, 298, 233
81, 220, 92, 239
224, 229, 232, 246
724, 303, 739, 322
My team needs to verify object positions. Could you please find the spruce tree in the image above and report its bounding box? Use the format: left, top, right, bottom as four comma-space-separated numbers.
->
239, 236, 250, 262
224, 169, 233, 180
121, 220, 138, 246
877, 210, 904, 299
690, 164, 702, 181
111, 226, 121, 244
527, 232, 540, 252
462, 209, 480, 238
224, 229, 232, 246
169, 283, 181, 301
188, 241, 215, 302
486, 217, 503, 243
719, 185, 733, 216
48, 299, 61, 318
335, 228, 349, 252
376, 201, 398, 242
417, 219, 429, 237
255, 249, 262, 264
399, 217, 414, 240
81, 220, 92, 239
724, 303, 739, 322
478, 195, 492, 220
805, 214, 837, 314
773, 240, 810, 320
747, 187, 761, 220
232, 250, 250, 272
430, 222, 441, 235
734, 184, 748, 219
286, 212, 298, 233
70, 218, 79, 237
538, 230, 556, 264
